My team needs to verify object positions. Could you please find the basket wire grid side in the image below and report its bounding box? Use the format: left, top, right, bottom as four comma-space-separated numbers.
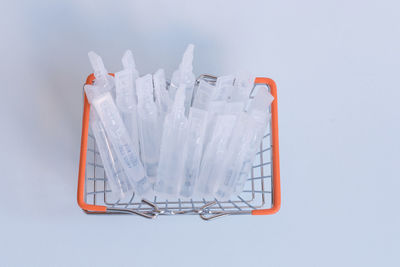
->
83, 77, 274, 219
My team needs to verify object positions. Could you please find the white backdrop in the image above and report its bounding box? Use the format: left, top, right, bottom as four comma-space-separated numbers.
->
1, 1, 399, 266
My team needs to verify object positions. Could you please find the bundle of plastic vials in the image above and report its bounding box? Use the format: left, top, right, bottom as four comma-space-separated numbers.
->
84, 44, 274, 201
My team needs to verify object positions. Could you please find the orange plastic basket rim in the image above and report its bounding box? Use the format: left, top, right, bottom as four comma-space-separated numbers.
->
77, 74, 281, 216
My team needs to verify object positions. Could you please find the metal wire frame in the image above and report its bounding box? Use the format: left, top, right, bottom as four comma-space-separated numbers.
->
82, 75, 274, 220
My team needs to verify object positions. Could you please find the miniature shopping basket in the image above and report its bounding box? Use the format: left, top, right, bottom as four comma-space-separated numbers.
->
77, 74, 281, 220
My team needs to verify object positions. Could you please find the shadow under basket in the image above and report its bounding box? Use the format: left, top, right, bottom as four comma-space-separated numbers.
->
77, 74, 281, 220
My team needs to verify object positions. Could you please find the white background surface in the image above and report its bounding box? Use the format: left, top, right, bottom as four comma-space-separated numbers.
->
1, 1, 399, 266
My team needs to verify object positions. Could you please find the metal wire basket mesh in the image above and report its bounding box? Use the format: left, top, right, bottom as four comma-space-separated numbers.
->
78, 74, 281, 220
